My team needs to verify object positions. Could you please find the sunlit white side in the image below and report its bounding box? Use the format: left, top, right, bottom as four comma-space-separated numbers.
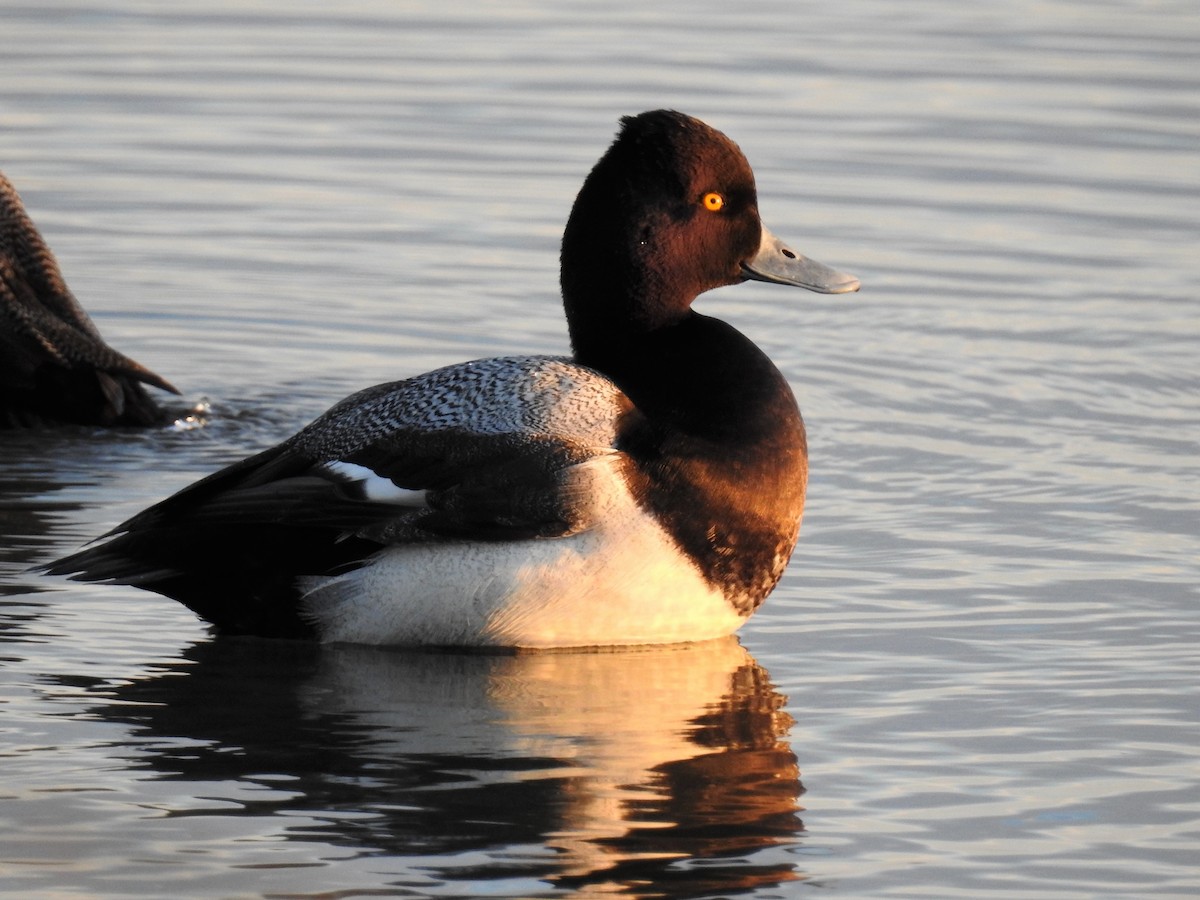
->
298, 455, 745, 648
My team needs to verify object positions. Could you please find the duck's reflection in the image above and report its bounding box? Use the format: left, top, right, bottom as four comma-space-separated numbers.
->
92, 636, 805, 897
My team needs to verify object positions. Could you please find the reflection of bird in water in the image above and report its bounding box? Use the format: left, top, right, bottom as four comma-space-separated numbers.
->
0, 171, 179, 427
504, 645, 806, 896
79, 637, 806, 897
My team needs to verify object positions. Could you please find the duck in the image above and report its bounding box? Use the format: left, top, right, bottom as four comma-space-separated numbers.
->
0, 171, 180, 427
46, 110, 859, 648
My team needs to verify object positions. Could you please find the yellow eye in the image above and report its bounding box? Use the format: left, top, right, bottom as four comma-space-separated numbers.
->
702, 192, 725, 212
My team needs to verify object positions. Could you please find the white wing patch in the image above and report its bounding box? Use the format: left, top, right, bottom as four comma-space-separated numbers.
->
319, 461, 428, 507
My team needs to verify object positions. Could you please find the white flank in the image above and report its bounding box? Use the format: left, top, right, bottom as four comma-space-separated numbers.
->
298, 455, 745, 648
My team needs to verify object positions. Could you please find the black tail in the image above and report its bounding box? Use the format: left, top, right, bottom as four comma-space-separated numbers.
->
44, 443, 392, 638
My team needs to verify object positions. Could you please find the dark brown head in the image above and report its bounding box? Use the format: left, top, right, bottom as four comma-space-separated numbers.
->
560, 110, 858, 356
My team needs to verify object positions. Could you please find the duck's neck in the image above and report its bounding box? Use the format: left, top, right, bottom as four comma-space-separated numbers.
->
571, 305, 801, 446
559, 197, 801, 445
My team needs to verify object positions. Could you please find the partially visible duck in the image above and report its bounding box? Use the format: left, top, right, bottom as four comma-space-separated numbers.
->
47, 110, 859, 648
1, 171, 179, 427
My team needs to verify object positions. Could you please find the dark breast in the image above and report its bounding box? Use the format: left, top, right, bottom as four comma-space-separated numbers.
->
606, 315, 809, 614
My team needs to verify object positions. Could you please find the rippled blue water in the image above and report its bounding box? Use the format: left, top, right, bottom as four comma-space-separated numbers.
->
2, 1, 1197, 897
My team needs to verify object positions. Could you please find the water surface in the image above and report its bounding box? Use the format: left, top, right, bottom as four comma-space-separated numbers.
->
2, 1, 1198, 897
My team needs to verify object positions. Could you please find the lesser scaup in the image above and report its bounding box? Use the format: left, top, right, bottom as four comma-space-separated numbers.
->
47, 110, 859, 647
0, 171, 179, 427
